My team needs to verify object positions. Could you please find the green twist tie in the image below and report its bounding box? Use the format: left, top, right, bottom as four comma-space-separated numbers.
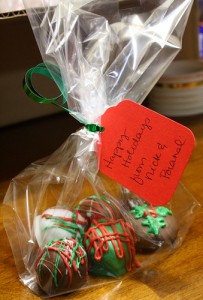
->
85, 124, 104, 132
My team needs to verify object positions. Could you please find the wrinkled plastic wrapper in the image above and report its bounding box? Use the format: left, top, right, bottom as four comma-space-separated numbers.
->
3, 0, 200, 298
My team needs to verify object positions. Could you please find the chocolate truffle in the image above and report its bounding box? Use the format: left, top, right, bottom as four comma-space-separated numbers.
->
36, 238, 88, 296
74, 194, 122, 225
84, 218, 140, 277
130, 203, 178, 252
34, 207, 88, 247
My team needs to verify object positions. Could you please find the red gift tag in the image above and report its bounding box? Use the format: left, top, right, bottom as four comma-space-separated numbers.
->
99, 100, 195, 205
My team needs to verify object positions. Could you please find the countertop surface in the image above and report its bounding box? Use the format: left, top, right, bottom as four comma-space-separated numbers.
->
0, 112, 203, 300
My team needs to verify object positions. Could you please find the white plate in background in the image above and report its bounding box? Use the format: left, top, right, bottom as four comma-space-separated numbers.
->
148, 60, 203, 117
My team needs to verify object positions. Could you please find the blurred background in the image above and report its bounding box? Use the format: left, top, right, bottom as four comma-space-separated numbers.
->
146, 0, 203, 118
0, 0, 202, 180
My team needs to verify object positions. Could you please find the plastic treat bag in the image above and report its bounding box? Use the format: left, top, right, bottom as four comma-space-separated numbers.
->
2, 0, 200, 297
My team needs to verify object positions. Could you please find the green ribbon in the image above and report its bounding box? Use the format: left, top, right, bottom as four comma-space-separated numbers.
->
23, 63, 104, 133
23, 62, 68, 109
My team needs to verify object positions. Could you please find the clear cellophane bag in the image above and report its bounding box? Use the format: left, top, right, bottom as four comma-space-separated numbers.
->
3, 0, 200, 297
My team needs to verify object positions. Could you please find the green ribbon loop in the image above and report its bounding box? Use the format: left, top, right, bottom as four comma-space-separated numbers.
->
23, 62, 69, 112
23, 63, 105, 133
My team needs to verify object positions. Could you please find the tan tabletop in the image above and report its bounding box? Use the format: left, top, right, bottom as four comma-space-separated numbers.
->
0, 114, 203, 300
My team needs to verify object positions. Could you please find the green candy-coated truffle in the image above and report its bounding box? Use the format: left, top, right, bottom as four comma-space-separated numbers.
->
84, 219, 140, 277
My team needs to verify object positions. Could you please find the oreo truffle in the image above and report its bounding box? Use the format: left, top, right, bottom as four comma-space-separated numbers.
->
130, 203, 178, 252
84, 218, 140, 277
36, 238, 88, 296
34, 206, 88, 247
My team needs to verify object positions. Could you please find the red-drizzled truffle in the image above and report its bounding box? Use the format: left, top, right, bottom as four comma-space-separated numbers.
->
130, 203, 178, 252
84, 219, 140, 277
73, 195, 122, 225
35, 238, 88, 296
34, 207, 88, 247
